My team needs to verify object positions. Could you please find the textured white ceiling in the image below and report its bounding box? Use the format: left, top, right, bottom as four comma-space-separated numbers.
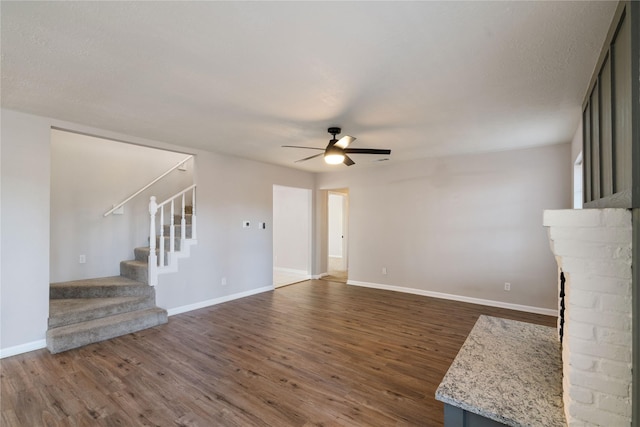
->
1, 1, 616, 172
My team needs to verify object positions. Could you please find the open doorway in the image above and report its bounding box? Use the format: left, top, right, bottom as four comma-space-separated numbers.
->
323, 190, 349, 283
272, 185, 312, 288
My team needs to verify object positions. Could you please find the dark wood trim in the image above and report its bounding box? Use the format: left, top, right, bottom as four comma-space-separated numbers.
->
631, 1, 639, 424
584, 104, 592, 202
584, 189, 632, 208
631, 0, 640, 208
583, 2, 629, 112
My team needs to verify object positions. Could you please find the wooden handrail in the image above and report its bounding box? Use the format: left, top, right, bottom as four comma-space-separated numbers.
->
104, 155, 192, 216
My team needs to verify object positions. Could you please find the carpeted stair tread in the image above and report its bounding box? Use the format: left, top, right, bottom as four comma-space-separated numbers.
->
46, 307, 168, 354
50, 276, 153, 299
49, 296, 154, 328
135, 247, 171, 264
120, 260, 148, 284
173, 213, 193, 224
163, 224, 192, 238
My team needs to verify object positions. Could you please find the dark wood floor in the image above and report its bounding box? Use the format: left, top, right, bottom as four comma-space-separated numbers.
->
1, 280, 556, 427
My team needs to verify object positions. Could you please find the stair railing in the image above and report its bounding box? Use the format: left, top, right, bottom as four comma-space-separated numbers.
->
104, 155, 193, 217
148, 184, 197, 286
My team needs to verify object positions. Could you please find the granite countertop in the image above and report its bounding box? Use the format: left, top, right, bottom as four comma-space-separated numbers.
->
435, 315, 565, 427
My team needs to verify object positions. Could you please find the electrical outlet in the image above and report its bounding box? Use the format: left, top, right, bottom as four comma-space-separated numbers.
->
79, 254, 86, 264
504, 282, 511, 291
221, 277, 227, 286
243, 221, 250, 228
382, 267, 387, 275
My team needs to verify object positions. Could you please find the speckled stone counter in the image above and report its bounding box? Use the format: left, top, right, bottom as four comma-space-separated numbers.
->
435, 316, 565, 427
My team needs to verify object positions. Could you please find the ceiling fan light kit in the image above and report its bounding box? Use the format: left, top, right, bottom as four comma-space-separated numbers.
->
324, 145, 345, 165
283, 127, 392, 167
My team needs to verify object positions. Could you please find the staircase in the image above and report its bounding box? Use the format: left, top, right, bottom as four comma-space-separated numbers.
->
120, 212, 193, 284
47, 277, 167, 353
46, 210, 195, 354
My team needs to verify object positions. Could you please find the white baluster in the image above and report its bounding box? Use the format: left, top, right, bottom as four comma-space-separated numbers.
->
159, 205, 165, 269
148, 196, 158, 286
191, 187, 197, 240
181, 193, 186, 243
169, 199, 175, 256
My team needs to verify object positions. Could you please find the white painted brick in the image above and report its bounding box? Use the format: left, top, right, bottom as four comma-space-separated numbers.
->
569, 385, 594, 404
599, 294, 632, 313
567, 336, 631, 363
598, 359, 632, 380
601, 209, 632, 227
561, 257, 631, 280
568, 353, 597, 371
548, 226, 632, 244
596, 394, 632, 418
595, 327, 632, 347
570, 401, 631, 427
569, 307, 631, 331
567, 322, 596, 340
569, 290, 598, 309
543, 209, 603, 227
568, 273, 632, 297
551, 240, 631, 260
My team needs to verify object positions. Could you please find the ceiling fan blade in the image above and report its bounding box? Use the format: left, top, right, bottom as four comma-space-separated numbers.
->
282, 145, 324, 150
344, 148, 391, 155
335, 135, 356, 149
343, 155, 355, 166
295, 153, 324, 163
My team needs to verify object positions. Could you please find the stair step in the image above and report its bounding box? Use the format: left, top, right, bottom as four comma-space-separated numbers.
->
46, 307, 168, 354
135, 247, 171, 265
120, 260, 148, 284
50, 276, 153, 299
173, 213, 193, 224
152, 237, 183, 252
49, 296, 154, 328
162, 224, 192, 238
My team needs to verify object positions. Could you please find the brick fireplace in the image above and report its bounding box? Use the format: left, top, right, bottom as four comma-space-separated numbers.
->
544, 209, 632, 426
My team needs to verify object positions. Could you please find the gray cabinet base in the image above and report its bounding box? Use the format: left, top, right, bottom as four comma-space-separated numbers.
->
444, 404, 508, 427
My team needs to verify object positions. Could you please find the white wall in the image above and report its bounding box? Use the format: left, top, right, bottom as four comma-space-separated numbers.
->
272, 185, 311, 273
50, 130, 193, 282
0, 108, 315, 355
1, 110, 52, 353
570, 120, 583, 208
316, 143, 572, 311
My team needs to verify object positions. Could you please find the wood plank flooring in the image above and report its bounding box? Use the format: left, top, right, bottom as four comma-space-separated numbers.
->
1, 280, 557, 426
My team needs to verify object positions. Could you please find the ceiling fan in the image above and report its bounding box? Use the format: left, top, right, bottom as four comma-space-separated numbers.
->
282, 127, 391, 166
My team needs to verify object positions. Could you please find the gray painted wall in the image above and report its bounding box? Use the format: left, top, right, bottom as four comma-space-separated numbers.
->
316, 143, 571, 310
0, 108, 315, 352
50, 130, 193, 282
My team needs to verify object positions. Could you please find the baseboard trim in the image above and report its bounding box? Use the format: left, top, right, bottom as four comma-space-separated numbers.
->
311, 273, 329, 280
0, 339, 47, 359
167, 285, 274, 316
347, 280, 557, 316
273, 267, 310, 276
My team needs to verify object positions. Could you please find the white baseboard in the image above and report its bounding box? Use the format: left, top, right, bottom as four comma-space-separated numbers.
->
167, 285, 274, 316
0, 285, 274, 358
0, 339, 47, 359
311, 272, 329, 279
347, 280, 557, 316
273, 267, 310, 276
